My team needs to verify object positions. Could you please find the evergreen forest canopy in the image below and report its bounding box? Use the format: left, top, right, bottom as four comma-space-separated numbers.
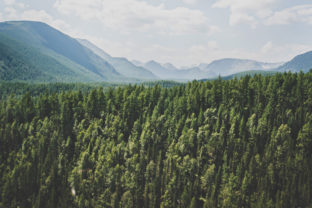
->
0, 80, 181, 99
0, 72, 312, 208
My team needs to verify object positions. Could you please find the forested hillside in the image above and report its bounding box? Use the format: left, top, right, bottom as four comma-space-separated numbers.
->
0, 72, 312, 208
0, 21, 127, 82
0, 80, 181, 99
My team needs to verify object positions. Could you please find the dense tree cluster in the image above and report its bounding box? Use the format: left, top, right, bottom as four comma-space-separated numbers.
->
0, 72, 312, 208
0, 80, 181, 99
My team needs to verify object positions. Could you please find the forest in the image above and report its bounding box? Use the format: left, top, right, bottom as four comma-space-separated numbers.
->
0, 71, 312, 208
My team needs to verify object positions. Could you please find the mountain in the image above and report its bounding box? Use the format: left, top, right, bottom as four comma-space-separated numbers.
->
163, 63, 179, 71
143, 60, 210, 81
198, 63, 209, 71
77, 39, 157, 80
276, 51, 312, 72
2, 21, 308, 83
143, 60, 180, 80
175, 67, 210, 80
201, 58, 282, 77
0, 21, 125, 82
131, 60, 144, 67
142, 58, 283, 81
0, 32, 107, 82
144, 60, 175, 78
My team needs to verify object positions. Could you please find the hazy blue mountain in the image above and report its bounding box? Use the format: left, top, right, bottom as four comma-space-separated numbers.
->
276, 51, 312, 72
78, 39, 157, 80
143, 60, 181, 80
0, 21, 124, 82
131, 60, 144, 67
143, 60, 210, 81
176, 67, 211, 80
201, 58, 282, 76
198, 63, 209, 71
143, 58, 283, 81
163, 63, 179, 71
1, 20, 307, 83
144, 60, 173, 77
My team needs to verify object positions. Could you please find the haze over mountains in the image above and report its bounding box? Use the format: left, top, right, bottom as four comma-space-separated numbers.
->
0, 20, 311, 83
138, 59, 284, 80
77, 39, 157, 80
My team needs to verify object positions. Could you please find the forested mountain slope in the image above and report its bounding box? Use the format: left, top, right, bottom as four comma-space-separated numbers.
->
0, 21, 124, 82
277, 51, 312, 72
0, 72, 312, 207
0, 33, 107, 82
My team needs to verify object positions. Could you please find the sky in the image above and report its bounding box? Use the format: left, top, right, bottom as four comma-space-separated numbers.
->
1, 0, 312, 67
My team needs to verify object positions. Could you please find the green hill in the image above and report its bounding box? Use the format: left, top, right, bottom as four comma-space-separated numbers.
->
0, 34, 51, 81
0, 21, 125, 82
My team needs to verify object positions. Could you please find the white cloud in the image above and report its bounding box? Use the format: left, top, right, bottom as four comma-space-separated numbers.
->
229, 13, 256, 27
182, 0, 197, 5
3, 0, 25, 8
261, 41, 273, 53
3, 0, 15, 5
213, 0, 278, 12
54, 0, 218, 35
20, 10, 70, 30
258, 41, 312, 62
266, 5, 312, 25
184, 40, 312, 66
1, 7, 71, 33
212, 0, 278, 26
4, 7, 17, 19
213, 0, 312, 27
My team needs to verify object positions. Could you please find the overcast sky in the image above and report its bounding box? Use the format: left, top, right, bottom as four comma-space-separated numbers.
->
1, 0, 312, 66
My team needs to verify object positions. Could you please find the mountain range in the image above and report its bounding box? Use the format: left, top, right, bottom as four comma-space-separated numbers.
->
139, 59, 283, 80
0, 20, 311, 83
77, 39, 157, 80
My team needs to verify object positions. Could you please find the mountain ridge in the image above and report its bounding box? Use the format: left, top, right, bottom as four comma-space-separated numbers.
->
0, 21, 126, 82
277, 51, 312, 72
77, 39, 158, 80
0, 20, 312, 82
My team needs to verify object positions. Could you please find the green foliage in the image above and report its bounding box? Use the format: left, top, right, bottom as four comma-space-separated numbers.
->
0, 71, 312, 207
0, 34, 51, 82
222, 70, 277, 80
0, 22, 125, 82
0, 81, 182, 99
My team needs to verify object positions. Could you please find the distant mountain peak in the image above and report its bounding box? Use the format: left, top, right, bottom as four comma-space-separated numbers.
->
163, 63, 178, 70
202, 58, 282, 76
1, 20, 310, 82
78, 39, 157, 80
277, 50, 312, 72
146, 60, 161, 65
